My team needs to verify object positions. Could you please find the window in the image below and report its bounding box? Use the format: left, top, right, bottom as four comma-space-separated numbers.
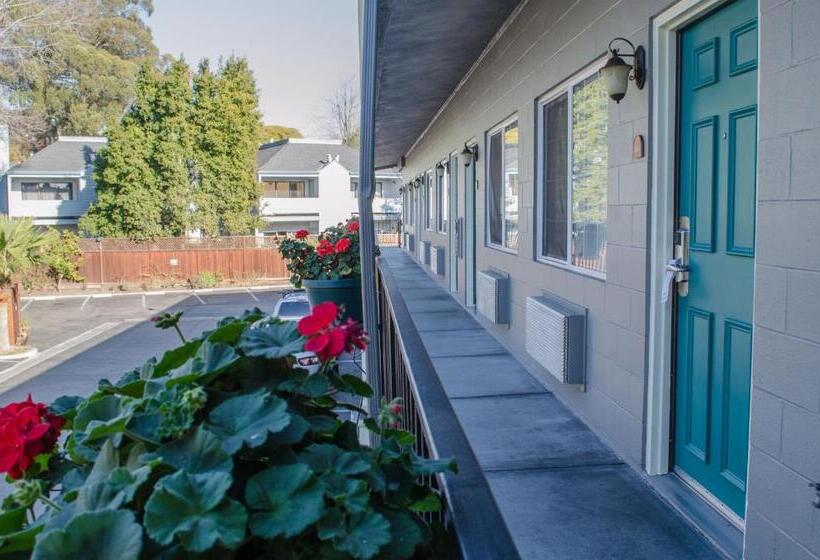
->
436, 163, 448, 233
262, 179, 317, 198
537, 65, 608, 275
407, 188, 414, 226
425, 170, 433, 230
351, 181, 383, 198
486, 118, 519, 251
21, 181, 73, 201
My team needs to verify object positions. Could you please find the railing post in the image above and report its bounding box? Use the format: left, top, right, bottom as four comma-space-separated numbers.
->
358, 0, 382, 418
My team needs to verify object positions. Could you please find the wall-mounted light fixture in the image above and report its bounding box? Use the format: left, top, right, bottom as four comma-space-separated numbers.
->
600, 38, 645, 103
461, 143, 478, 165
435, 161, 445, 179
413, 177, 421, 189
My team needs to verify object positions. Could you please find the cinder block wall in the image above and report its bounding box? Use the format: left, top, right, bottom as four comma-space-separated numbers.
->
401, 0, 659, 466
745, 1, 820, 559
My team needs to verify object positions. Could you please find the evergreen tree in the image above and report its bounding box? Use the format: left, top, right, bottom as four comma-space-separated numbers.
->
258, 124, 302, 145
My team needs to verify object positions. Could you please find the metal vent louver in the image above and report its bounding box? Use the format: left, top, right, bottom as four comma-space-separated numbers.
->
431, 246, 445, 276
477, 269, 508, 324
406, 233, 415, 252
525, 294, 586, 385
421, 241, 431, 265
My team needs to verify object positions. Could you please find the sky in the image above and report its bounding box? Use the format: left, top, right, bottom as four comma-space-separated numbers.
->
148, 0, 360, 137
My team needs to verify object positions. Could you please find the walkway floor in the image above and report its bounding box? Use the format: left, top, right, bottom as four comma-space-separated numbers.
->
380, 248, 722, 560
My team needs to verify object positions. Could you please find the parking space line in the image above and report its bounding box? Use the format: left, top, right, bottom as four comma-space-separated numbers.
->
79, 296, 91, 311
0, 322, 119, 393
191, 292, 206, 304
246, 288, 259, 302
141, 294, 147, 309
21, 300, 32, 311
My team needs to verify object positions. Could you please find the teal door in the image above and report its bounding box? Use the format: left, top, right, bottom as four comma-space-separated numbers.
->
674, 0, 757, 518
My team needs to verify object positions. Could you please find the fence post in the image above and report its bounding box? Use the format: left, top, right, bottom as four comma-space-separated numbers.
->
97, 238, 104, 288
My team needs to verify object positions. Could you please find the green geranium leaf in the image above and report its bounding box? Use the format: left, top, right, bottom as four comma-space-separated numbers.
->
73, 395, 133, 443
245, 464, 325, 539
32, 510, 142, 560
239, 321, 304, 359
333, 511, 391, 560
323, 474, 369, 514
154, 340, 202, 377
383, 428, 415, 448
299, 444, 370, 475
48, 396, 84, 421
206, 320, 246, 345
0, 508, 26, 536
166, 342, 238, 387
377, 508, 427, 560
410, 455, 458, 475
0, 509, 41, 556
144, 471, 247, 552
408, 492, 441, 513
149, 425, 232, 473
207, 391, 291, 454
340, 375, 373, 398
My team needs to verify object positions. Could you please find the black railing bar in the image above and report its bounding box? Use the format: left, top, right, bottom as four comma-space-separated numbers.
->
377, 258, 521, 560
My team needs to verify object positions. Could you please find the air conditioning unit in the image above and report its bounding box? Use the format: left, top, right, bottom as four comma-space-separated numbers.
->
525, 294, 586, 385
421, 241, 431, 265
406, 234, 415, 252
477, 269, 509, 324
431, 246, 445, 276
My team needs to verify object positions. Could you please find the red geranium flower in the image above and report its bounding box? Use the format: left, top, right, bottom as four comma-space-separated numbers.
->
297, 302, 339, 336
0, 396, 64, 479
294, 229, 310, 239
346, 221, 359, 233
341, 318, 368, 352
316, 239, 335, 257
335, 237, 352, 254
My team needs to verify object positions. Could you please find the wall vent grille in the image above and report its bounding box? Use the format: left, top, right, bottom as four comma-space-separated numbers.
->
477, 269, 508, 324
431, 246, 445, 276
525, 295, 586, 385
407, 234, 415, 252
421, 241, 431, 265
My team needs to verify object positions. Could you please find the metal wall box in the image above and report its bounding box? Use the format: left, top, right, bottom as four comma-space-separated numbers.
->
406, 233, 415, 252
421, 240, 431, 265
431, 246, 445, 276
525, 294, 586, 385
477, 269, 509, 325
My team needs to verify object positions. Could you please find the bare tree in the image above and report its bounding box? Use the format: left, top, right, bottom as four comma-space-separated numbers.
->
322, 78, 359, 147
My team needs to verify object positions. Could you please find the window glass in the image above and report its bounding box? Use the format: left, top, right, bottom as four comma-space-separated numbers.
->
570, 75, 608, 273
263, 179, 317, 198
537, 69, 608, 274
425, 171, 433, 229
488, 131, 503, 246
21, 181, 73, 201
504, 122, 519, 250
436, 166, 448, 232
542, 94, 568, 260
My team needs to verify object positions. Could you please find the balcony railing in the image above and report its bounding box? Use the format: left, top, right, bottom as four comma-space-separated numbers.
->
375, 259, 520, 560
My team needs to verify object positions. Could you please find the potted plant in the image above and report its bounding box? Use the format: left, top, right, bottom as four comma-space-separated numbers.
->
0, 304, 457, 558
278, 219, 362, 321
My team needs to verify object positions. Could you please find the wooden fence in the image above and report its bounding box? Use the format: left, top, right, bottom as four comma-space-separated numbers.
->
78, 236, 288, 286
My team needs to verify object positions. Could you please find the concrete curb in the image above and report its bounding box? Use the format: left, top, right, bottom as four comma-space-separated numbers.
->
0, 322, 119, 391
22, 284, 292, 302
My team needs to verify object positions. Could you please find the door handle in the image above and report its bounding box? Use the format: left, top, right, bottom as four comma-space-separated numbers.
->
672, 216, 690, 297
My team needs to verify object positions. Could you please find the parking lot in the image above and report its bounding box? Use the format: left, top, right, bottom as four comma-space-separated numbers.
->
0, 288, 287, 405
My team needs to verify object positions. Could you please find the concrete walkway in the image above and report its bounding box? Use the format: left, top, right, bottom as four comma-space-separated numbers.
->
380, 248, 721, 560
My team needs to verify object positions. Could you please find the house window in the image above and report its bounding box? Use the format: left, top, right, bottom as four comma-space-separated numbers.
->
407, 189, 414, 226
425, 170, 433, 230
262, 179, 318, 198
486, 118, 519, 251
21, 181, 73, 201
436, 163, 448, 233
351, 181, 383, 198
537, 65, 608, 275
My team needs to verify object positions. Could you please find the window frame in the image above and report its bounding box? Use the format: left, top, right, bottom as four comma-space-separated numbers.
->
20, 180, 75, 201
425, 169, 434, 231
484, 115, 520, 253
535, 59, 608, 279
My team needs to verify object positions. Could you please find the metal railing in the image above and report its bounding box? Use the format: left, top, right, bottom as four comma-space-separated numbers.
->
375, 259, 521, 560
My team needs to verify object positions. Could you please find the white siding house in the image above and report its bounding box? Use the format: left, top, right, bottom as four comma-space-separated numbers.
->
2, 136, 106, 227
256, 138, 401, 234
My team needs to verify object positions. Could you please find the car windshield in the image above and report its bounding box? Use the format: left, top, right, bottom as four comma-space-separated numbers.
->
278, 301, 310, 317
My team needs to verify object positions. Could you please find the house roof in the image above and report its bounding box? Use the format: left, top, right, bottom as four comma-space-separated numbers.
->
8, 136, 107, 175
369, 0, 522, 169
257, 138, 400, 177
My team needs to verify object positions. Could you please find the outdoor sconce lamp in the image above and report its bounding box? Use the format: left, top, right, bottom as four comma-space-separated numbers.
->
413, 177, 421, 189
600, 37, 645, 103
435, 161, 445, 178
461, 143, 478, 165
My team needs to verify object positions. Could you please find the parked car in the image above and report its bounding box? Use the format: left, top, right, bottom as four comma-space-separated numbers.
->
272, 290, 320, 373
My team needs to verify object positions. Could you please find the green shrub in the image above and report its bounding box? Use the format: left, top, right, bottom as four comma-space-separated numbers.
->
0, 304, 454, 559
193, 271, 222, 288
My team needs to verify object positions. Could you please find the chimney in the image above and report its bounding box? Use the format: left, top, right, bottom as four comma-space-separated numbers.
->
0, 125, 8, 173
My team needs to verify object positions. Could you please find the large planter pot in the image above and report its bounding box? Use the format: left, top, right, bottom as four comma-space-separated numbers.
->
302, 278, 362, 323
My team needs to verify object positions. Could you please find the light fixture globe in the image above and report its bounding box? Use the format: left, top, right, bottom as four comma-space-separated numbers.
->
435, 161, 445, 178
601, 53, 632, 104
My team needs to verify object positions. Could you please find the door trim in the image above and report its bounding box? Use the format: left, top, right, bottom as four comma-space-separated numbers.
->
646, 0, 739, 476
449, 150, 459, 293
